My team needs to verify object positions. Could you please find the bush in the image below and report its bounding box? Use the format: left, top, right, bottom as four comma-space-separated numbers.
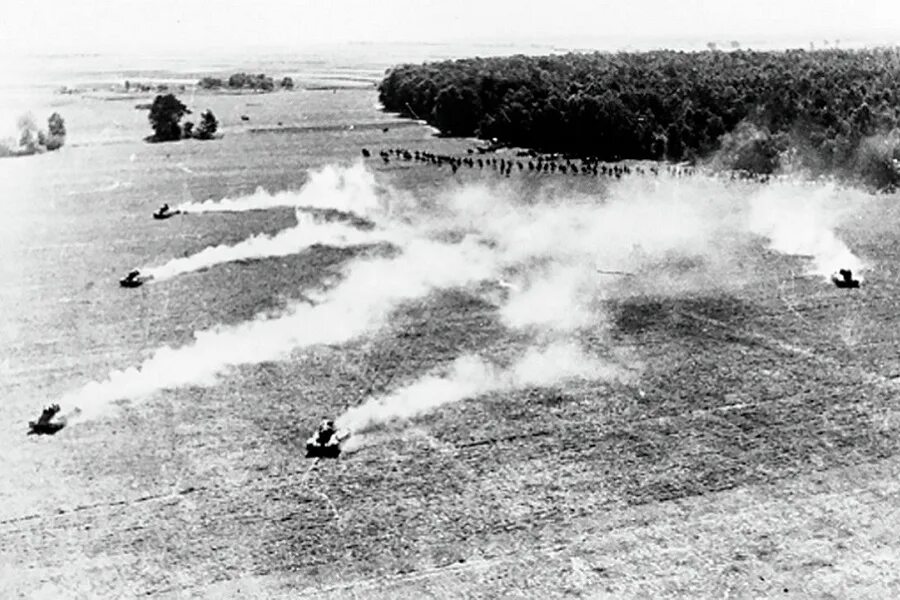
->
193, 110, 218, 140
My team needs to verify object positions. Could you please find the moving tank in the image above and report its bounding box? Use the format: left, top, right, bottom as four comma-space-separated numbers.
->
28, 403, 66, 435
305, 418, 347, 458
119, 269, 151, 288
832, 268, 860, 289
152, 203, 181, 220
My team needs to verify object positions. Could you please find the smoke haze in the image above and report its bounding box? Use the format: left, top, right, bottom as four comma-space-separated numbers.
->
55, 164, 867, 432
146, 210, 400, 281
177, 162, 386, 215
336, 340, 629, 435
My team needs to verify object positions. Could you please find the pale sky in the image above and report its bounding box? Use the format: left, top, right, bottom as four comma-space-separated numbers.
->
2, 0, 899, 55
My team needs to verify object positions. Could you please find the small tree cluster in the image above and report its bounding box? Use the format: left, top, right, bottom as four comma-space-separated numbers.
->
226, 73, 274, 91
198, 77, 225, 89
147, 94, 219, 142
196, 73, 295, 92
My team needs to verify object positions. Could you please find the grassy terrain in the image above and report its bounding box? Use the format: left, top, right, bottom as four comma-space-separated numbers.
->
3, 84, 900, 600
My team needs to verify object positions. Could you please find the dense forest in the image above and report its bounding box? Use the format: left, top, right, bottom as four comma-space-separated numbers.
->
378, 48, 900, 188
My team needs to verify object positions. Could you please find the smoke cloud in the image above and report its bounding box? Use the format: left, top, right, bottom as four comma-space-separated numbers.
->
144, 162, 409, 281
746, 180, 867, 277
62, 235, 499, 422
145, 210, 401, 281
330, 174, 867, 440
54, 164, 868, 432
0, 112, 66, 157
177, 162, 386, 215
0, 114, 41, 157
336, 340, 631, 436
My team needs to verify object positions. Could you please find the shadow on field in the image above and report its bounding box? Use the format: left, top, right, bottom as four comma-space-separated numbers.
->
611, 295, 755, 336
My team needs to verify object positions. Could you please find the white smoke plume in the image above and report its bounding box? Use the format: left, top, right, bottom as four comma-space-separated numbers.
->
433, 176, 747, 336
145, 210, 400, 281
0, 113, 42, 157
176, 162, 386, 216
332, 174, 867, 441
746, 180, 866, 278
54, 164, 869, 429
444, 174, 866, 312
336, 340, 630, 435
62, 236, 500, 422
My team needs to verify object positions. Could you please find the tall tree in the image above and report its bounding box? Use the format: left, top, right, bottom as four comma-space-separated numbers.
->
148, 94, 190, 142
45, 112, 66, 150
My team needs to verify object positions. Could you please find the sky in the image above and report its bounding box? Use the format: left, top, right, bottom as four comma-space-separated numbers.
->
2, 0, 899, 56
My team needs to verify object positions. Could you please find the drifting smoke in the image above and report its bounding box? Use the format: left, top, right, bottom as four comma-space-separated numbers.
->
56, 164, 868, 428
0, 114, 39, 157
145, 210, 401, 281
436, 176, 748, 334
448, 174, 865, 322
337, 341, 631, 435
335, 341, 632, 434
746, 180, 866, 277
177, 162, 386, 215
338, 354, 499, 435
0, 112, 66, 157
62, 235, 500, 422
145, 162, 410, 281
334, 174, 867, 439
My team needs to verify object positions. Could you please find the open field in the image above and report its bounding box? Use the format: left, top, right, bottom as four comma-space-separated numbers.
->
3, 82, 900, 600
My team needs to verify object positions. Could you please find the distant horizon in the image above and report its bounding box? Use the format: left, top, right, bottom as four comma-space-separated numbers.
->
7, 30, 900, 62
3, 0, 900, 59
3, 32, 899, 94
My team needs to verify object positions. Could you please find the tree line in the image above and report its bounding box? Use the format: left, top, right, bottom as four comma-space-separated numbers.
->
197, 73, 294, 91
378, 48, 900, 188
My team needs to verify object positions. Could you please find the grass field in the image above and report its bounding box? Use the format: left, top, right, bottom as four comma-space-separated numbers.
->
3, 83, 900, 600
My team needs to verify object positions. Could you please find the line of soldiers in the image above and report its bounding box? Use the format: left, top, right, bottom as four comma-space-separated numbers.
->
362, 147, 699, 178
360, 147, 855, 186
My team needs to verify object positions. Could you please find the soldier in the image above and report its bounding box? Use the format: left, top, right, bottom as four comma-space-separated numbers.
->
317, 419, 336, 445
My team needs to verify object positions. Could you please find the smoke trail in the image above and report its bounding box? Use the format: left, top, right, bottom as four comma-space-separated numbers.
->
746, 181, 866, 278
145, 210, 400, 281
177, 162, 386, 216
333, 174, 868, 442
57, 167, 871, 428
61, 236, 501, 422
336, 341, 630, 435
